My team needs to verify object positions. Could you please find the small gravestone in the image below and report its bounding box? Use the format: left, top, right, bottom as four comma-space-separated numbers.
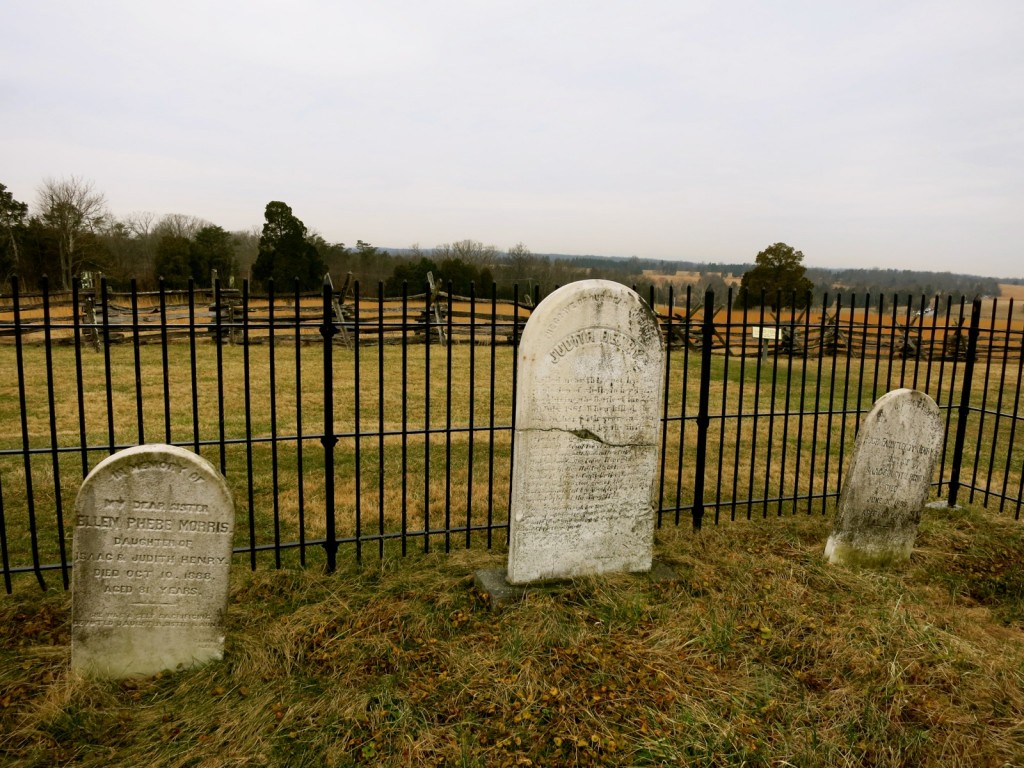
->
506, 279, 664, 584
825, 388, 943, 567
72, 444, 234, 678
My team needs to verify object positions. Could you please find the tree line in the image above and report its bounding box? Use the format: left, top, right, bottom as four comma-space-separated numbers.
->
0, 177, 1005, 305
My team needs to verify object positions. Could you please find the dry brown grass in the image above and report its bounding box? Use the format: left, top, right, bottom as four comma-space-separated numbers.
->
2, 330, 1021, 575
1, 318, 1024, 765
1000, 284, 1024, 301
3, 507, 1024, 766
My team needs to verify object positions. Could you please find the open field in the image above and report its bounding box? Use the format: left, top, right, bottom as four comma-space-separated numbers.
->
3, 507, 1024, 766
5, 289, 1023, 363
1000, 283, 1024, 301
1, 332, 1022, 590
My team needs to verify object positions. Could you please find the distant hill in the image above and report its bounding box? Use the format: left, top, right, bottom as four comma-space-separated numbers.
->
383, 248, 1015, 302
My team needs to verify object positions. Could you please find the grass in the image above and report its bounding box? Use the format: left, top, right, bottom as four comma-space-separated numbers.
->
0, 333, 1022, 579
3, 506, 1024, 766
1, 316, 1023, 765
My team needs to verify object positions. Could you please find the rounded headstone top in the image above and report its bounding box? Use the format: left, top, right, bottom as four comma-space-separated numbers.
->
520, 279, 661, 354
82, 444, 228, 489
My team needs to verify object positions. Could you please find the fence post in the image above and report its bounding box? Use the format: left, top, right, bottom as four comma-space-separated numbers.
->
945, 297, 983, 508
12, 276, 46, 590
320, 275, 339, 571
692, 289, 715, 530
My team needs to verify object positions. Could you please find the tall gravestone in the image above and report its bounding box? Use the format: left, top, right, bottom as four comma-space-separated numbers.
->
825, 389, 943, 567
72, 444, 234, 678
507, 280, 664, 584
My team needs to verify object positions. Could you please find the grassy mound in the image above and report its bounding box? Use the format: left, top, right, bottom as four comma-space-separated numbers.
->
3, 506, 1024, 767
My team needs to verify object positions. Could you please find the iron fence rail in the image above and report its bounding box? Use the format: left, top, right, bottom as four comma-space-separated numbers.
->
0, 276, 1022, 593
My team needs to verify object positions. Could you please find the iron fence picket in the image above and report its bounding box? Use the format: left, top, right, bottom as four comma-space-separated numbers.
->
268, 280, 281, 568
100, 278, 115, 454
188, 280, 201, 455
40, 280, 68, 588
378, 282, 387, 559
294, 278, 307, 565
130, 281, 144, 444
320, 276, 339, 572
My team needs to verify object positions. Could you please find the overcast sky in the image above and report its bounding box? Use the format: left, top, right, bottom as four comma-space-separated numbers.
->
3, 1, 1023, 278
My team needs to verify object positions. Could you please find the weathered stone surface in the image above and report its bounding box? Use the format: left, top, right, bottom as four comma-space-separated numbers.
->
825, 388, 943, 567
71, 444, 234, 678
507, 280, 664, 584
473, 568, 528, 609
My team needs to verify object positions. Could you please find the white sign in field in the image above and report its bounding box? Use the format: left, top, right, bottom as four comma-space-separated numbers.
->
751, 326, 779, 340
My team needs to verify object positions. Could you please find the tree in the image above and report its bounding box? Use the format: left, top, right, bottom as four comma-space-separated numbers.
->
191, 225, 237, 284
436, 257, 479, 296
434, 239, 499, 265
498, 242, 550, 296
18, 217, 61, 289
735, 242, 814, 309
154, 234, 193, 288
117, 211, 160, 287
353, 239, 395, 286
252, 201, 326, 291
153, 213, 208, 240
98, 219, 141, 289
695, 271, 729, 299
386, 256, 438, 294
35, 176, 108, 289
307, 232, 351, 277
0, 182, 28, 284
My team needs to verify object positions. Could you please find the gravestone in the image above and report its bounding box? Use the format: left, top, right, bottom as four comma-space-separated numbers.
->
825, 388, 943, 567
72, 444, 234, 678
506, 280, 664, 584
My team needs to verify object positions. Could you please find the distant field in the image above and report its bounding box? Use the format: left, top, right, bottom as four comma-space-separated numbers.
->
1000, 283, 1024, 301
641, 269, 742, 288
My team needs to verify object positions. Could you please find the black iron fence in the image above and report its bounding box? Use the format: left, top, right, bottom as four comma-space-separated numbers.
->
1, 276, 1022, 593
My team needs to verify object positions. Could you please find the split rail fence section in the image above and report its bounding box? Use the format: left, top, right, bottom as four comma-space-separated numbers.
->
1, 276, 1022, 593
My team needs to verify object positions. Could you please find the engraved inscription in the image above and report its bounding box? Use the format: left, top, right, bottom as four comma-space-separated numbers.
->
72, 444, 234, 677
825, 389, 944, 568
857, 436, 938, 505
74, 499, 226, 629
508, 280, 664, 584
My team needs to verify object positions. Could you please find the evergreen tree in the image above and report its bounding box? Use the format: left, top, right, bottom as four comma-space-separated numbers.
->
252, 201, 326, 290
386, 256, 438, 294
154, 234, 192, 288
0, 182, 28, 283
191, 225, 237, 284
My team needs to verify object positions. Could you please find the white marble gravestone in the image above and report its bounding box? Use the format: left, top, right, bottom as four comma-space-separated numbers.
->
507, 280, 665, 584
72, 444, 234, 677
825, 389, 943, 567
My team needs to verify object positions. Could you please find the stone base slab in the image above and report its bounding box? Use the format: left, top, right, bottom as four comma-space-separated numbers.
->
474, 559, 680, 609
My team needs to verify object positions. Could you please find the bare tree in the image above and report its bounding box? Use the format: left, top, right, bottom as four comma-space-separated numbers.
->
36, 176, 108, 289
122, 210, 158, 239
153, 212, 210, 241
433, 239, 499, 264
